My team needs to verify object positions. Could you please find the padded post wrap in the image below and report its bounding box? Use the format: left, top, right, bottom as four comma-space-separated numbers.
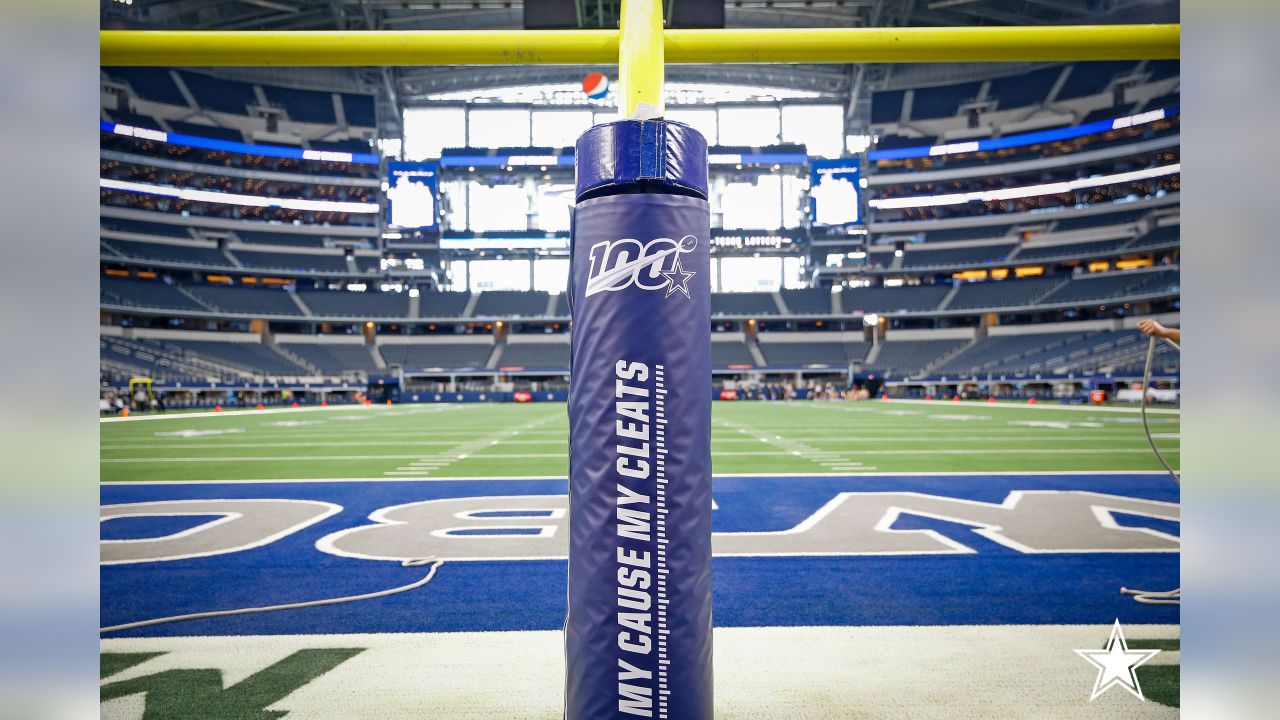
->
565, 120, 713, 720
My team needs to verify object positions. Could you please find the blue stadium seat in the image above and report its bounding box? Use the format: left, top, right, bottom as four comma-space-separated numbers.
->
378, 342, 491, 369
1081, 104, 1136, 124
711, 293, 778, 316
874, 134, 936, 151
166, 120, 245, 144
101, 277, 206, 312
354, 256, 383, 273
105, 239, 232, 268
101, 217, 194, 238
341, 93, 377, 127
867, 339, 969, 376
233, 230, 329, 247
1015, 239, 1131, 262
107, 110, 163, 130
758, 340, 869, 366
1145, 60, 1180, 81
278, 343, 378, 374
1052, 209, 1147, 231
184, 284, 306, 316
920, 225, 1013, 243
934, 332, 1088, 376
947, 277, 1062, 310
778, 289, 832, 315
1039, 270, 1178, 305
297, 290, 409, 318
911, 81, 982, 120
988, 66, 1062, 110
841, 285, 950, 314
178, 71, 259, 116
711, 340, 755, 367
232, 250, 351, 273
1055, 61, 1137, 101
419, 292, 472, 317
166, 340, 308, 376
1144, 92, 1180, 110
499, 343, 570, 368
262, 84, 337, 124
473, 291, 549, 317
870, 89, 905, 125
106, 68, 188, 106
1128, 225, 1179, 248
938, 329, 1178, 377
902, 243, 1016, 269
310, 139, 373, 154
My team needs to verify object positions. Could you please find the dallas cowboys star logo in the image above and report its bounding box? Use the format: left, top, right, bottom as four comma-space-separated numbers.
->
658, 252, 695, 299
1074, 620, 1161, 701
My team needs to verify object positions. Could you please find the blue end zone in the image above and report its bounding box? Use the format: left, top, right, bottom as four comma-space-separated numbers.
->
101, 473, 1179, 637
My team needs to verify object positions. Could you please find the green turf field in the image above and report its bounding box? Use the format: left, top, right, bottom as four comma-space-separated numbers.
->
100, 400, 1180, 482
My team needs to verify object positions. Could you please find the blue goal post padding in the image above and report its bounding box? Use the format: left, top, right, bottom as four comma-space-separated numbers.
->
565, 119, 714, 720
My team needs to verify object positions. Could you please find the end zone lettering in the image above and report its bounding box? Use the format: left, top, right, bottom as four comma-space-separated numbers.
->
614, 359, 656, 717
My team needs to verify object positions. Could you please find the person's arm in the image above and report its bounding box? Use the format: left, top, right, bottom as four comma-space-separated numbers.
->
1137, 319, 1180, 345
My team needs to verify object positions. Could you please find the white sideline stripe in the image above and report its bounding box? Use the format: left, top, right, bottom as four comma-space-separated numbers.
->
100, 435, 1179, 450
104, 424, 1172, 436
101, 406, 357, 423
102, 469, 1172, 486
99, 404, 498, 424
827, 399, 1181, 415
99, 399, 1179, 424
101, 448, 1182, 463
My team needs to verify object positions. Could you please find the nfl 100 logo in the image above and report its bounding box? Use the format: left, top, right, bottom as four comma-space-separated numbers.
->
584, 235, 699, 300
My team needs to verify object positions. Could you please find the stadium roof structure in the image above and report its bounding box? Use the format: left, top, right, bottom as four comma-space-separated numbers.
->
101, 0, 1180, 133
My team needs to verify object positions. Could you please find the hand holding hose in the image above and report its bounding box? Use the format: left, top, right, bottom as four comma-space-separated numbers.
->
1137, 319, 1180, 347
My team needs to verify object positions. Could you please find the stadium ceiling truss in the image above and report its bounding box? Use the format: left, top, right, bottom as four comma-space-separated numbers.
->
102, 0, 1179, 134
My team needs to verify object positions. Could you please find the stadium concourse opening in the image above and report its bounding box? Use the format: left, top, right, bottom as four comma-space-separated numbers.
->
99, 0, 1180, 718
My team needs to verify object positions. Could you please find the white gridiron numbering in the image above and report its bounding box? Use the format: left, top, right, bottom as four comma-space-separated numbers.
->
654, 364, 670, 719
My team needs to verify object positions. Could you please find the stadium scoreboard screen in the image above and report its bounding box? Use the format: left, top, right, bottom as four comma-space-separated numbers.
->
386, 161, 439, 231
810, 158, 862, 227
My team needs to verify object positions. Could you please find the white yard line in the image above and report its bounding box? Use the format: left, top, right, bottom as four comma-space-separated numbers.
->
810, 398, 1180, 415
102, 447, 1181, 463
102, 469, 1173, 486
381, 413, 563, 477
100, 434, 1179, 450
101, 406, 359, 423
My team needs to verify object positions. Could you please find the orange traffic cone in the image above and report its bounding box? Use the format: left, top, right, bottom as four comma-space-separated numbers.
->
291, 401, 299, 408
256, 403, 265, 410
321, 400, 328, 407
952, 395, 960, 402
988, 397, 996, 404
924, 395, 932, 401
1028, 397, 1037, 405
214, 405, 222, 413
880, 394, 889, 402
121, 407, 129, 417
386, 399, 392, 405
